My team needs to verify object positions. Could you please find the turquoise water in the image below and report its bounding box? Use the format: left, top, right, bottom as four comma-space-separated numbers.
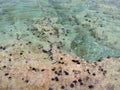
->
0, 0, 120, 61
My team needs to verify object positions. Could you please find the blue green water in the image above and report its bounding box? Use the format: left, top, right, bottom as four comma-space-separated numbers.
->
0, 0, 120, 61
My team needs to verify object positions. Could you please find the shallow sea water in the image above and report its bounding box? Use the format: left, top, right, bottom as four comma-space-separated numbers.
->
0, 0, 120, 61
0, 0, 120, 90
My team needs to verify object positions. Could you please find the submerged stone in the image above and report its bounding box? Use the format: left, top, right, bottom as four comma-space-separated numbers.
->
71, 28, 120, 61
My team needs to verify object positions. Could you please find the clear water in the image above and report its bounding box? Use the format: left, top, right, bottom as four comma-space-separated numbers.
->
0, 0, 120, 61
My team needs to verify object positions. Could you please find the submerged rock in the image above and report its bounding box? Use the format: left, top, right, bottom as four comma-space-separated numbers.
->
0, 41, 120, 90
0, 0, 120, 89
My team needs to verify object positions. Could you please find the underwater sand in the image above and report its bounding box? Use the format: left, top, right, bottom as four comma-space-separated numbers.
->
0, 0, 120, 90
